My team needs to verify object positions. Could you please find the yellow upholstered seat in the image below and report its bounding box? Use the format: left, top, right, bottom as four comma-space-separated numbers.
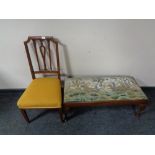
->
17, 78, 62, 109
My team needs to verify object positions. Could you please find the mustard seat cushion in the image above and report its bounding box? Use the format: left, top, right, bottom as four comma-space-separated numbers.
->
17, 78, 62, 109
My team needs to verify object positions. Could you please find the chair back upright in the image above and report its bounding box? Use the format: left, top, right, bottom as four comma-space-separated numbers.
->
24, 36, 61, 80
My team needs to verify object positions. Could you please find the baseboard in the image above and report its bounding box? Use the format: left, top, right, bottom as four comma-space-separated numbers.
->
0, 89, 25, 94
141, 86, 155, 90
0, 87, 155, 94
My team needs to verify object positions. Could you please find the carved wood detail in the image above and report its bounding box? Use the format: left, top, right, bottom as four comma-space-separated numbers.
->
24, 36, 60, 79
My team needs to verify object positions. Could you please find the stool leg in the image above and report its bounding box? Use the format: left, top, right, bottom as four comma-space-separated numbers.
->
135, 104, 146, 118
20, 109, 30, 123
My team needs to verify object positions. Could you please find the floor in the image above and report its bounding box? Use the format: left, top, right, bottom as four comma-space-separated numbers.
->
0, 88, 155, 135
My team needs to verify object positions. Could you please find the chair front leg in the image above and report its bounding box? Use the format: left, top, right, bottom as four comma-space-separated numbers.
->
20, 109, 30, 123
59, 108, 66, 123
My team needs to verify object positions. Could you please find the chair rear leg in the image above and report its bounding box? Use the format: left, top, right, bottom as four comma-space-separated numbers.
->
20, 109, 30, 123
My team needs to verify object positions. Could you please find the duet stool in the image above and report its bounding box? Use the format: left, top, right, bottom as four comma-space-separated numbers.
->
63, 76, 148, 118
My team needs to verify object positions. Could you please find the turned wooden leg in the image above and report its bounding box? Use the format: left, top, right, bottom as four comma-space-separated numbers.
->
20, 109, 30, 123
135, 104, 146, 117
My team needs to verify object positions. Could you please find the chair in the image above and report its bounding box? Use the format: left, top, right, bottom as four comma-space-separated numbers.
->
17, 36, 65, 123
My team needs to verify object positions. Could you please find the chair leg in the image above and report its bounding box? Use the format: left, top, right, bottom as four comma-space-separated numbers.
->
20, 109, 30, 123
59, 108, 66, 123
64, 106, 69, 121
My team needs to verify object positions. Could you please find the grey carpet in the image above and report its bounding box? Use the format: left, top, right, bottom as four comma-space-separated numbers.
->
0, 88, 154, 135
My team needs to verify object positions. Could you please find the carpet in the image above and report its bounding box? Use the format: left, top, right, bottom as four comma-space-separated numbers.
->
0, 88, 154, 135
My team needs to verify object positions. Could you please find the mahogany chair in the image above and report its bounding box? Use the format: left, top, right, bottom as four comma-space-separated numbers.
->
17, 36, 65, 123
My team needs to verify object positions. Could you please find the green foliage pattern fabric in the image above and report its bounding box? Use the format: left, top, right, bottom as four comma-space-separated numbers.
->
64, 76, 148, 103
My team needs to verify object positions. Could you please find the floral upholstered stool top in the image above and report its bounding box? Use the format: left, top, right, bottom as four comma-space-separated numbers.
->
64, 76, 148, 114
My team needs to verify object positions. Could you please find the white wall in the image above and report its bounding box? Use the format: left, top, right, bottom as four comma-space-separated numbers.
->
0, 19, 155, 88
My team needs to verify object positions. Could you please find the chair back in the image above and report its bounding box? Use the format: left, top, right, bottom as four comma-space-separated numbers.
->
24, 36, 61, 79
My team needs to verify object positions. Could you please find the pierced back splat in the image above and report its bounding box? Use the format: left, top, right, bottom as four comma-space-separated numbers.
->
24, 36, 61, 79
